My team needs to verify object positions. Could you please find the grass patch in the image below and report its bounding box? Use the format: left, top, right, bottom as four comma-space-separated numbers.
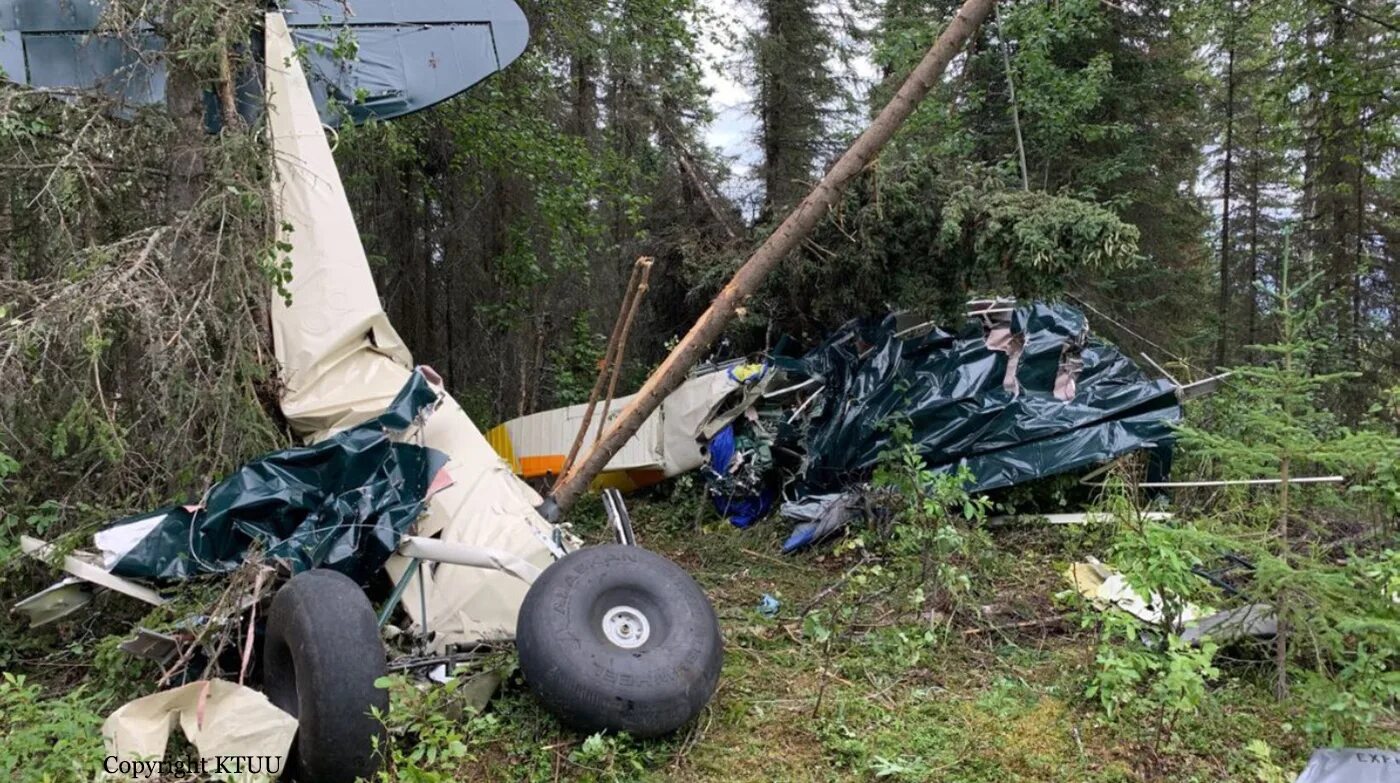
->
2, 491, 1395, 782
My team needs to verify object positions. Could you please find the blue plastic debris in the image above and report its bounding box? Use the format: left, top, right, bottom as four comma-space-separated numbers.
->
757, 594, 781, 618
705, 424, 775, 528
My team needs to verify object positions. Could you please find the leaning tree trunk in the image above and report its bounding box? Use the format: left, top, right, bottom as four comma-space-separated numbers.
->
546, 0, 998, 515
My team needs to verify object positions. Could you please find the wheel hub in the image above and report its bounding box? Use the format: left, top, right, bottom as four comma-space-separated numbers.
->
601, 605, 650, 648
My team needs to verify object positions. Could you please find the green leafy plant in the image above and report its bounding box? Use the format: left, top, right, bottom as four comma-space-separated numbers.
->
870, 420, 994, 619
568, 732, 653, 782
372, 672, 500, 782
0, 672, 107, 782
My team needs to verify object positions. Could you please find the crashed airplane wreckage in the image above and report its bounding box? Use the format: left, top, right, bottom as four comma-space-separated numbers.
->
493, 303, 1193, 552
13, 6, 721, 782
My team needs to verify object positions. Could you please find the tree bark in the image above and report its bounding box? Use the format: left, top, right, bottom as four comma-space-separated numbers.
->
1246, 140, 1261, 352
554, 259, 646, 488
1215, 35, 1236, 368
546, 0, 997, 515
594, 258, 653, 440
994, 8, 1029, 191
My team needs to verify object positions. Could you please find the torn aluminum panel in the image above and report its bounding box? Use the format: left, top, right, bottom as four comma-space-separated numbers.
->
1177, 603, 1277, 646
118, 628, 181, 667
1066, 559, 1204, 628
103, 680, 297, 774
1295, 749, 1400, 783
265, 12, 560, 649
20, 536, 166, 607
12, 578, 93, 626
779, 491, 873, 553
1, 0, 529, 127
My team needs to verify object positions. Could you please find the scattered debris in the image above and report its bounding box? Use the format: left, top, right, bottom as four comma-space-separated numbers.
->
1067, 558, 1276, 644
11, 577, 92, 626
1295, 748, 1400, 783
19, 535, 167, 608
757, 594, 781, 618
118, 628, 183, 668
779, 490, 882, 553
103, 680, 297, 775
1067, 559, 1204, 627
1179, 604, 1278, 646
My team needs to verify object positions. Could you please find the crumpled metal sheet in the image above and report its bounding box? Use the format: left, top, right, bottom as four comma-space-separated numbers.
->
103, 680, 297, 777
772, 304, 1181, 497
1295, 749, 1400, 783
98, 369, 449, 584
1067, 559, 1277, 645
0, 0, 529, 127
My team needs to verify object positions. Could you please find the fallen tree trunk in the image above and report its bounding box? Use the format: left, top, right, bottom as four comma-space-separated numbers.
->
546, 0, 997, 515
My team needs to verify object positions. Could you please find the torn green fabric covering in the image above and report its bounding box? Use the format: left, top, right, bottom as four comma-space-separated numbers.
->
772, 304, 1181, 497
104, 369, 448, 584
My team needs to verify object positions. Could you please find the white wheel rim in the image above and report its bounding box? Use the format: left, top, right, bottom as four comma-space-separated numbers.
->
601, 605, 650, 648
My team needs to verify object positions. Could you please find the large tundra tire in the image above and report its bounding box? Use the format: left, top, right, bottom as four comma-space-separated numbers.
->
516, 545, 723, 737
263, 569, 388, 783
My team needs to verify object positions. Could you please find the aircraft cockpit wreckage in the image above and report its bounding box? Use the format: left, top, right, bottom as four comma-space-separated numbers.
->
7, 3, 1213, 781
9, 3, 720, 780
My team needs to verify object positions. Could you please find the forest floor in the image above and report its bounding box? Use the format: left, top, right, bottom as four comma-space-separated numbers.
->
413, 493, 1368, 783
3, 489, 1395, 783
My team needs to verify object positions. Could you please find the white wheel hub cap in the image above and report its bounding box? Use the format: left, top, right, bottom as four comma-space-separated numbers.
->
601, 605, 650, 648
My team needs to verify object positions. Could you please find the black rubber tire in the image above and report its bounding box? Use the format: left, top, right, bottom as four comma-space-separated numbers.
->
516, 545, 723, 737
263, 569, 389, 783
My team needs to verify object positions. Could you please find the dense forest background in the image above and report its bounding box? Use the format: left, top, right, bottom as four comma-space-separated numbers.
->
2, 0, 1396, 499
330, 0, 1398, 427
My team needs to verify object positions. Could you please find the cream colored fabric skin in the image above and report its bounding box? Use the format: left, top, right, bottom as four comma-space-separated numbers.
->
497, 370, 738, 476
102, 680, 297, 778
265, 13, 559, 648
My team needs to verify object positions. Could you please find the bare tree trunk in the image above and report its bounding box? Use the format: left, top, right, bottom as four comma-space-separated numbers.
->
1246, 120, 1262, 352
656, 113, 742, 241
994, 8, 1029, 191
570, 53, 598, 145
546, 0, 997, 515
1215, 36, 1236, 368
1276, 449, 1290, 700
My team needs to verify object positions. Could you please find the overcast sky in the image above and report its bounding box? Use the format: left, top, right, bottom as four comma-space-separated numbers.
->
698, 0, 763, 211
697, 1, 878, 216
